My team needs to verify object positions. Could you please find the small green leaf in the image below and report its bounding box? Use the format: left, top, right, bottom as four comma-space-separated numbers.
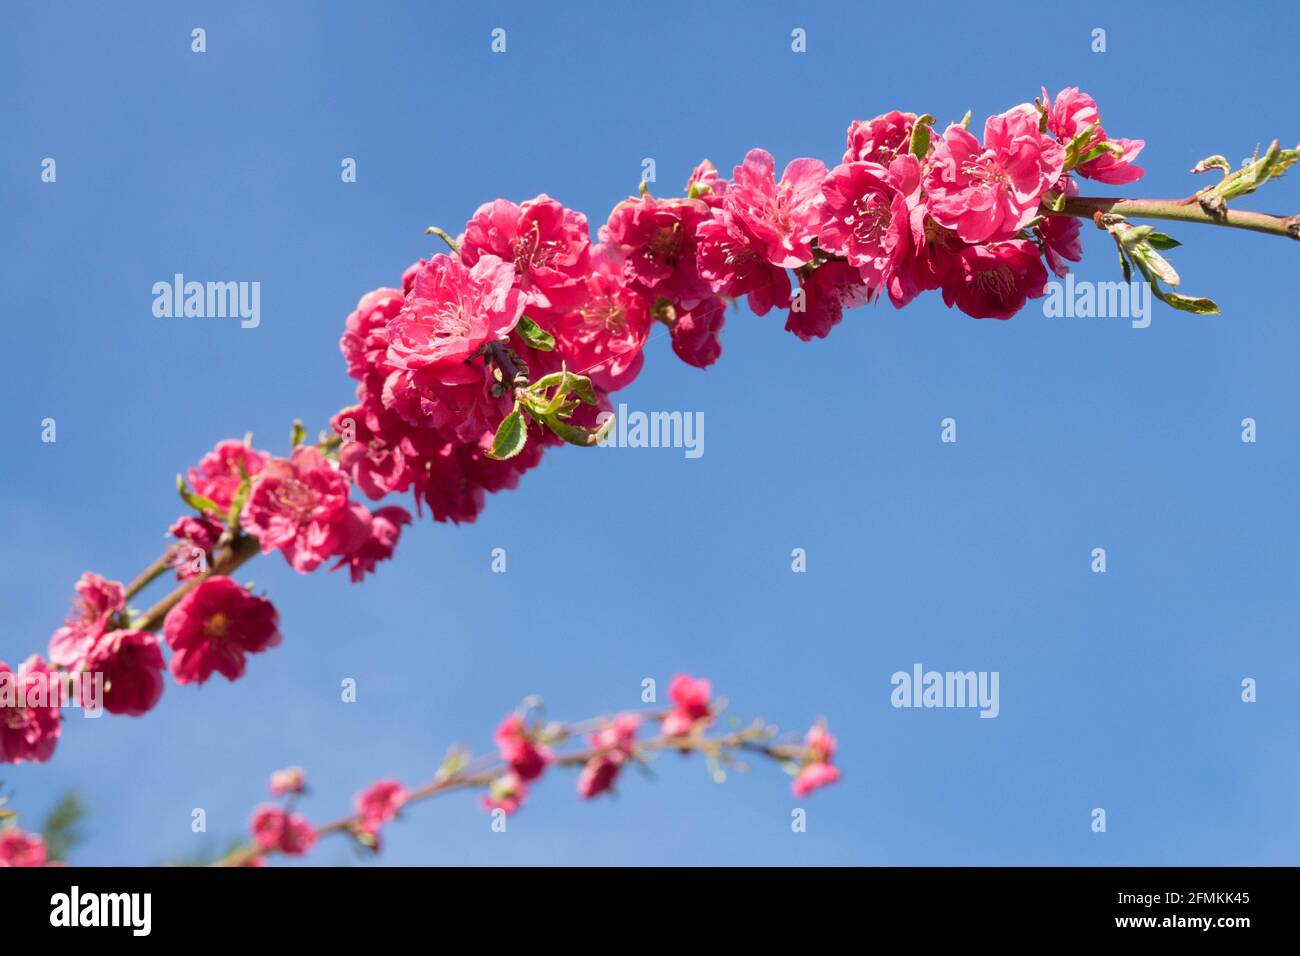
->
226, 476, 252, 528
515, 316, 555, 352
1190, 154, 1232, 176
960, 109, 972, 132
424, 225, 460, 255
543, 416, 601, 447
525, 371, 565, 392
908, 114, 935, 160
1116, 224, 1154, 249
1152, 287, 1220, 315
435, 745, 471, 783
40, 792, 87, 862
1074, 140, 1124, 166
1131, 243, 1180, 287
486, 409, 527, 460
177, 475, 220, 515
565, 372, 598, 405
1145, 232, 1181, 250
289, 419, 306, 449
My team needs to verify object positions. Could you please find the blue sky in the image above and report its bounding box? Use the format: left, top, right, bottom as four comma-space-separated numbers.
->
2, 0, 1297, 865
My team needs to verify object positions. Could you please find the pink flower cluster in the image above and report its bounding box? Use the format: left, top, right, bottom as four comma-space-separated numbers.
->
326, 88, 1135, 540
2, 564, 286, 765
0, 828, 50, 867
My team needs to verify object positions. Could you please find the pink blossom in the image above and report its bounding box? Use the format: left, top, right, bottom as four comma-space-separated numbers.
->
250, 806, 316, 856
924, 106, 1065, 243
331, 504, 411, 583
599, 195, 713, 307
0, 829, 48, 867
791, 723, 841, 797
724, 148, 828, 268
577, 757, 622, 799
551, 252, 652, 392
578, 714, 640, 799
355, 779, 408, 827
86, 629, 165, 717
332, 402, 413, 500
844, 111, 925, 166
186, 439, 270, 514
940, 240, 1049, 320
805, 724, 837, 763
669, 297, 726, 368
48, 572, 125, 668
686, 159, 726, 202
481, 772, 528, 815
413, 436, 544, 525
1037, 214, 1083, 278
818, 155, 921, 302
662, 674, 712, 737
270, 767, 306, 796
240, 447, 364, 573
387, 253, 526, 373
493, 713, 553, 782
694, 212, 792, 316
383, 358, 513, 446
169, 515, 223, 580
163, 576, 281, 685
903, 214, 964, 296
461, 195, 592, 312
792, 761, 842, 798
0, 656, 62, 764
1043, 87, 1145, 185
401, 261, 421, 294
785, 261, 872, 342
340, 288, 404, 391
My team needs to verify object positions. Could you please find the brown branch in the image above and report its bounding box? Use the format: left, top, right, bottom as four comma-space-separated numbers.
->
1053, 195, 1300, 240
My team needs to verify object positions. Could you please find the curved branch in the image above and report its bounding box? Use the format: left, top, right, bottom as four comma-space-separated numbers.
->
212, 721, 805, 868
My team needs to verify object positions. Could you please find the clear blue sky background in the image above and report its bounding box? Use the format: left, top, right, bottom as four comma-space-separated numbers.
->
2, 0, 1297, 866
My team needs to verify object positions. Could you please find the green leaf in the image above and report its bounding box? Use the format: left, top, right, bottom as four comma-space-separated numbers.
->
177, 475, 220, 515
226, 475, 252, 528
1190, 155, 1232, 176
515, 316, 555, 352
565, 371, 598, 405
908, 114, 935, 160
1145, 232, 1181, 250
960, 109, 972, 132
1152, 287, 1220, 315
1116, 224, 1154, 249
525, 371, 566, 392
40, 792, 87, 862
543, 416, 601, 447
1131, 243, 1180, 287
423, 225, 461, 255
290, 419, 306, 449
486, 409, 527, 460
1074, 140, 1124, 166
